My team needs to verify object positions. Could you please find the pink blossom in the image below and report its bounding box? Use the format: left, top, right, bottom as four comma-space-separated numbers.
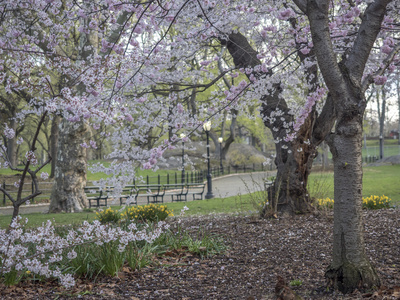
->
4, 124, 15, 139
278, 8, 295, 20
89, 140, 97, 149
374, 75, 387, 85
41, 172, 49, 180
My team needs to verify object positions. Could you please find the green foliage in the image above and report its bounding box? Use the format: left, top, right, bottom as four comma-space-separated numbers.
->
315, 195, 393, 210
2, 268, 23, 286
290, 279, 303, 287
362, 195, 393, 209
157, 225, 227, 259
95, 207, 122, 224
122, 204, 173, 223
125, 242, 157, 271
315, 197, 334, 210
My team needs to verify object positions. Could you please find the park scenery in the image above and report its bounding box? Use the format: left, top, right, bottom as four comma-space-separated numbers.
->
1, 0, 400, 299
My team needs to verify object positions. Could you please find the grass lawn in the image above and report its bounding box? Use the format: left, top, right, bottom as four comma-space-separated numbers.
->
0, 193, 257, 229
308, 164, 400, 202
0, 165, 398, 229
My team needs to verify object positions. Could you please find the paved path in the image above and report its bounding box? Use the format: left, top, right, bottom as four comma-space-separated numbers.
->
0, 171, 275, 215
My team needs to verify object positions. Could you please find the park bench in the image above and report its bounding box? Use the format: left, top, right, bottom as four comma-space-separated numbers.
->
105, 185, 138, 206
134, 184, 166, 204
164, 184, 190, 202
84, 186, 108, 208
186, 183, 206, 200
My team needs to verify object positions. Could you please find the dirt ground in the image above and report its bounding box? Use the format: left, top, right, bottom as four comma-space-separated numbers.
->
0, 209, 399, 299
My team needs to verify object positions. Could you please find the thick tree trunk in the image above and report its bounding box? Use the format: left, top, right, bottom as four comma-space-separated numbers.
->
325, 115, 380, 293
262, 115, 315, 215
266, 143, 314, 215
49, 119, 89, 213
50, 115, 61, 178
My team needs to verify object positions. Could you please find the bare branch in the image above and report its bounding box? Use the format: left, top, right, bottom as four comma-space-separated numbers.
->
346, 0, 392, 81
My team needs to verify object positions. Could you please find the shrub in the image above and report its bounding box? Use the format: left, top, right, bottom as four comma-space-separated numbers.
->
315, 195, 393, 210
362, 195, 392, 209
95, 207, 122, 224
123, 204, 173, 223
316, 197, 334, 209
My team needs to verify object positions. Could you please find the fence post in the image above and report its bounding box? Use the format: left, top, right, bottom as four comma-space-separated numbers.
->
3, 181, 5, 206
31, 181, 35, 203
167, 173, 169, 185
175, 172, 177, 184
158, 174, 160, 185
146, 175, 149, 185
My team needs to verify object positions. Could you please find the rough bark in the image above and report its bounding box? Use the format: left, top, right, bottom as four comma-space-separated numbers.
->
6, 116, 17, 167
50, 115, 61, 178
325, 103, 380, 293
303, 0, 390, 292
261, 101, 316, 215
49, 120, 90, 213
223, 32, 335, 215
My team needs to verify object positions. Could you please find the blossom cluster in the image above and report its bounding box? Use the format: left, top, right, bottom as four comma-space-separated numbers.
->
0, 216, 169, 288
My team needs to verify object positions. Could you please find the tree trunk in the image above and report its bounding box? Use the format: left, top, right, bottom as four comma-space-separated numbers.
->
325, 114, 380, 293
221, 109, 237, 160
49, 119, 89, 213
223, 31, 334, 215
50, 115, 61, 178
376, 89, 386, 159
7, 117, 17, 167
261, 111, 316, 215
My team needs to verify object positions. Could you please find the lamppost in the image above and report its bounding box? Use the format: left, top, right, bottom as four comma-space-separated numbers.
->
203, 121, 214, 199
180, 133, 185, 184
218, 136, 223, 174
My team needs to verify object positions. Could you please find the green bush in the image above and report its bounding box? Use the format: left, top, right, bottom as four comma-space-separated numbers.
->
95, 207, 122, 224
122, 204, 173, 223
315, 195, 393, 210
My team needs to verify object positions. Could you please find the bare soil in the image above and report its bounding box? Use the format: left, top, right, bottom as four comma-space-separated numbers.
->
0, 209, 399, 299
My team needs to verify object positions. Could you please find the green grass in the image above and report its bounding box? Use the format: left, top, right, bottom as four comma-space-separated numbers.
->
0, 165, 398, 229
0, 194, 255, 229
308, 164, 400, 202
364, 139, 399, 146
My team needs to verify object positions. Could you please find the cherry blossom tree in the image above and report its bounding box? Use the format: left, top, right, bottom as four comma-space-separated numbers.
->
292, 0, 399, 293
1, 0, 400, 293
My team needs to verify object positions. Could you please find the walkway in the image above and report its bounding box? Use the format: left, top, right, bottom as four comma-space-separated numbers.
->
0, 171, 275, 215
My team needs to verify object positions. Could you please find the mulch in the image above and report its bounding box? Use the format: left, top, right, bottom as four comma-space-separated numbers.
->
0, 209, 399, 299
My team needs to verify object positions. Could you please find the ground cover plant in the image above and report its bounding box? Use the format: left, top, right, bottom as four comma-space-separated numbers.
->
0, 206, 227, 291
0, 210, 399, 299
317, 195, 393, 210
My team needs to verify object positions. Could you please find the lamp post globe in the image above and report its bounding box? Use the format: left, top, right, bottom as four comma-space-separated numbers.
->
203, 121, 214, 199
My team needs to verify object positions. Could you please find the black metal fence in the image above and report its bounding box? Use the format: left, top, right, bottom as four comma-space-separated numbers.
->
1, 162, 275, 207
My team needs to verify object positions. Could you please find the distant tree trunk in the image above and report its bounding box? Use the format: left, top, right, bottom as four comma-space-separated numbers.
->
321, 141, 330, 170
396, 77, 400, 145
50, 115, 61, 178
7, 116, 17, 167
376, 88, 386, 159
49, 120, 90, 213
221, 110, 237, 160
